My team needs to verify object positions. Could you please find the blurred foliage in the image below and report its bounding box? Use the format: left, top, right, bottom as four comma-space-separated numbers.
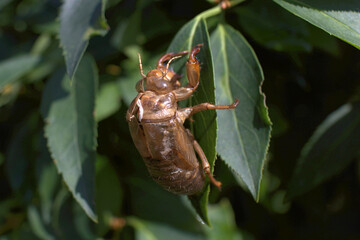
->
1, 0, 360, 239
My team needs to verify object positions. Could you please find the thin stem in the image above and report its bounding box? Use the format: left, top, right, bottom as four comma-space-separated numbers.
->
195, 0, 246, 20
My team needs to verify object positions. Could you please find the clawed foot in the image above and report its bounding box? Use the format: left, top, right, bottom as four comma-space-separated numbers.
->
204, 166, 222, 190
231, 98, 240, 108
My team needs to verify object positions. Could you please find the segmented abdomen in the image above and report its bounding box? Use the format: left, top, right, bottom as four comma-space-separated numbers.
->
143, 157, 205, 195
130, 117, 206, 195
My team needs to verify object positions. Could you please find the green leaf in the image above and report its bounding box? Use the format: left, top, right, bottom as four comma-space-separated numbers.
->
36, 134, 60, 224
167, 17, 215, 225
205, 200, 252, 240
51, 188, 72, 238
27, 205, 55, 240
128, 177, 203, 233
95, 80, 121, 122
0, 54, 40, 91
41, 55, 98, 222
72, 203, 97, 240
258, 170, 291, 214
274, 0, 360, 50
0, 0, 12, 10
211, 24, 271, 200
27, 41, 62, 83
287, 102, 360, 198
128, 217, 205, 240
236, 0, 339, 55
237, 0, 311, 52
52, 187, 91, 239
95, 155, 123, 235
31, 34, 51, 55
60, 0, 108, 79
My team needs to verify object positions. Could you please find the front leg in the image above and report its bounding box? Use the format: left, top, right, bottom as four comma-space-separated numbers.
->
157, 50, 188, 68
186, 44, 202, 88
173, 44, 203, 101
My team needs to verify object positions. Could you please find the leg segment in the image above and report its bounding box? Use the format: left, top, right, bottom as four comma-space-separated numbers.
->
189, 99, 239, 117
157, 50, 188, 85
177, 99, 239, 124
157, 51, 188, 68
185, 130, 222, 190
176, 98, 239, 189
173, 44, 203, 101
186, 44, 202, 88
176, 99, 239, 124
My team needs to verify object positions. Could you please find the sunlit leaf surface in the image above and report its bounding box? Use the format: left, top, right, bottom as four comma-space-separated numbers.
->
167, 17, 215, 225
274, 0, 360, 49
211, 24, 271, 200
41, 55, 98, 221
60, 0, 108, 78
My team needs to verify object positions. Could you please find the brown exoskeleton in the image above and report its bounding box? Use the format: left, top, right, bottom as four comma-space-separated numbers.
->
126, 44, 239, 195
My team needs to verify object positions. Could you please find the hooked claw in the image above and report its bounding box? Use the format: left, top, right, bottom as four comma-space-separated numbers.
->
188, 44, 203, 64
232, 99, 240, 108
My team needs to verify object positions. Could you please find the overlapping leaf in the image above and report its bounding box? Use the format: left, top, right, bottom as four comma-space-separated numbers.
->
274, 0, 360, 50
60, 0, 108, 78
205, 200, 247, 240
236, 0, 339, 55
128, 217, 205, 240
211, 24, 271, 200
36, 134, 60, 224
27, 205, 55, 240
0, 0, 11, 10
287, 102, 360, 198
167, 17, 216, 225
95, 155, 123, 235
0, 54, 40, 90
41, 55, 98, 222
129, 177, 203, 233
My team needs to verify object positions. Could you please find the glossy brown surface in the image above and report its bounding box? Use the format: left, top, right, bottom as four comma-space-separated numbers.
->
127, 45, 238, 195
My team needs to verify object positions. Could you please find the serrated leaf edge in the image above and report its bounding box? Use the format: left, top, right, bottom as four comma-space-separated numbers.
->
274, 0, 360, 50
59, 0, 109, 79
214, 24, 272, 201
42, 58, 98, 222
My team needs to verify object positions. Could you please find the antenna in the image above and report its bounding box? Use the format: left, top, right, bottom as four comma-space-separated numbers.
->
138, 53, 146, 78
163, 55, 182, 78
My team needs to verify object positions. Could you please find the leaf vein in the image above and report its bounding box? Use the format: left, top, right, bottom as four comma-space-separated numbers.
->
219, 25, 255, 191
